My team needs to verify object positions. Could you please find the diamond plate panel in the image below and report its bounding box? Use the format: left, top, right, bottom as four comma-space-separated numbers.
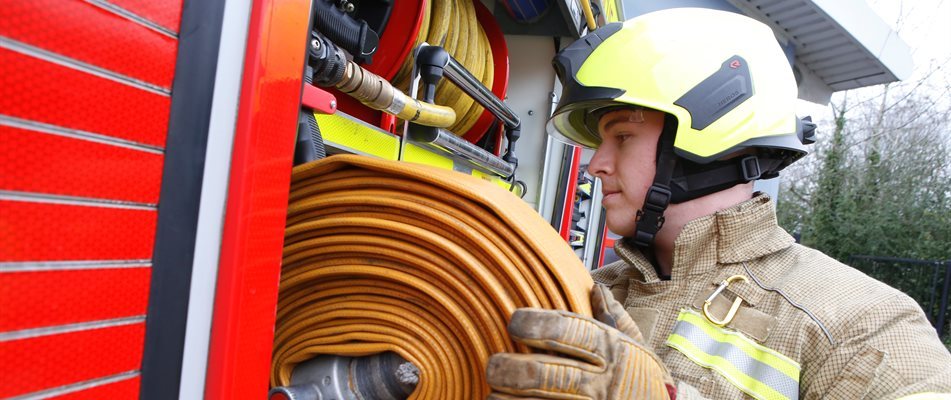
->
0, 47, 170, 148
109, 0, 184, 33
0, 0, 177, 88
0, 267, 151, 332
0, 323, 145, 399
47, 376, 140, 400
0, 125, 164, 204
0, 200, 157, 262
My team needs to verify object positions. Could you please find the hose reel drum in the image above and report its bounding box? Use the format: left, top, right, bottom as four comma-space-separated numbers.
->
313, 0, 510, 146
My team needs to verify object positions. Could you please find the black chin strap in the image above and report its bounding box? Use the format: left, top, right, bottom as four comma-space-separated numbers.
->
668, 155, 783, 203
632, 114, 798, 247
632, 114, 678, 248
632, 118, 786, 247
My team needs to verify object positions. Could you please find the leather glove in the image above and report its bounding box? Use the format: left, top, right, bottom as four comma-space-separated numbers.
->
486, 285, 676, 400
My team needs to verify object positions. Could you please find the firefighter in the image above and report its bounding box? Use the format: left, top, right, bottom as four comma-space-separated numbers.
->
486, 8, 951, 400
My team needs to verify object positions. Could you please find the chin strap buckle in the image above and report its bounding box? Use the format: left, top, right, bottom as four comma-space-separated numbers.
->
740, 156, 761, 181
633, 185, 672, 247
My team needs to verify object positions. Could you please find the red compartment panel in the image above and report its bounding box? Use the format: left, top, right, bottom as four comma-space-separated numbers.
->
0, 267, 151, 332
109, 0, 184, 33
0, 126, 164, 204
0, 322, 145, 398
0, 0, 177, 88
0, 200, 157, 262
0, 48, 170, 148
47, 376, 140, 400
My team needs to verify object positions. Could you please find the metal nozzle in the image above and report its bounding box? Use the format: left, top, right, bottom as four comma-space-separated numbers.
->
268, 353, 418, 400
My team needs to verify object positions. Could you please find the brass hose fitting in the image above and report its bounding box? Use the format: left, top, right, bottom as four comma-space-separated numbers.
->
337, 61, 456, 128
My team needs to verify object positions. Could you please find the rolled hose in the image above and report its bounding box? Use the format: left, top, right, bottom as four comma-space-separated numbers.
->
272, 155, 594, 398
392, 0, 494, 135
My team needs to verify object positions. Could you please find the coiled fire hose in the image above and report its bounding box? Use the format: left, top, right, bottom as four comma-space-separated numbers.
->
393, 0, 494, 135
313, 0, 495, 135
272, 155, 594, 398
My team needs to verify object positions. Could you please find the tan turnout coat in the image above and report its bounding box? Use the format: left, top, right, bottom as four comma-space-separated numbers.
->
592, 195, 951, 399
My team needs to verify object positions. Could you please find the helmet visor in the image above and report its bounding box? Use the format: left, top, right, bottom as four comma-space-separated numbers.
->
547, 104, 601, 148
547, 23, 627, 148
547, 100, 648, 148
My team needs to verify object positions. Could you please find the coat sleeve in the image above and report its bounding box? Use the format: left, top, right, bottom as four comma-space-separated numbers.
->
801, 292, 951, 399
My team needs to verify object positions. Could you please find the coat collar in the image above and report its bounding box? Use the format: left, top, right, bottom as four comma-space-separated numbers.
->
615, 194, 794, 282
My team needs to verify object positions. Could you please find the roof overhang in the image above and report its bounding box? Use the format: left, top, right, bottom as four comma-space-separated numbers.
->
728, 0, 913, 103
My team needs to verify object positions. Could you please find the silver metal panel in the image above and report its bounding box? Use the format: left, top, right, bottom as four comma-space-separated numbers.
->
798, 46, 859, 65
805, 53, 867, 71
794, 27, 846, 45
828, 73, 891, 90
759, 2, 801, 16
786, 24, 832, 39
755, 0, 789, 12
795, 59, 834, 104
820, 63, 884, 80
797, 38, 854, 59
775, 8, 817, 24
828, 77, 889, 90
503, 35, 558, 210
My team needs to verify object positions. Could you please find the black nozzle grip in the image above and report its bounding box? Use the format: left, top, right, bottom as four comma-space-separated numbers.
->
313, 0, 379, 64
415, 46, 449, 103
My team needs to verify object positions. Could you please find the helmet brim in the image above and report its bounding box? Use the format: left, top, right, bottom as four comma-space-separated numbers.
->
548, 100, 643, 148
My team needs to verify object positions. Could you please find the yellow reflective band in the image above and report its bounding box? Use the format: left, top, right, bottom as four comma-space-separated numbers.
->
402, 143, 453, 169
471, 170, 513, 191
678, 309, 800, 381
315, 112, 399, 160
667, 335, 790, 400
667, 309, 801, 400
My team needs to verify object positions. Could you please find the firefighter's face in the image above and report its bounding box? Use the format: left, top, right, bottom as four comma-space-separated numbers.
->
588, 108, 665, 237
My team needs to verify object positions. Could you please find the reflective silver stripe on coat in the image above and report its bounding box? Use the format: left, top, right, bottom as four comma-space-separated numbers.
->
667, 309, 800, 400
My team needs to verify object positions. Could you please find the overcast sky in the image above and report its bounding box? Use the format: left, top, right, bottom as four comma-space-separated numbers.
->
870, 0, 951, 83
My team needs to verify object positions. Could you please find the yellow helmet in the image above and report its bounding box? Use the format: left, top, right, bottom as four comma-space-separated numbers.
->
549, 7, 814, 160
548, 8, 816, 246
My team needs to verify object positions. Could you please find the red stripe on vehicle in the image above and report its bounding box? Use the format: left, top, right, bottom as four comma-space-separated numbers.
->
0, 125, 164, 204
0, 0, 177, 88
0, 200, 157, 262
108, 0, 184, 33
0, 48, 170, 148
0, 267, 151, 332
0, 323, 145, 398
204, 0, 308, 398
46, 376, 140, 400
